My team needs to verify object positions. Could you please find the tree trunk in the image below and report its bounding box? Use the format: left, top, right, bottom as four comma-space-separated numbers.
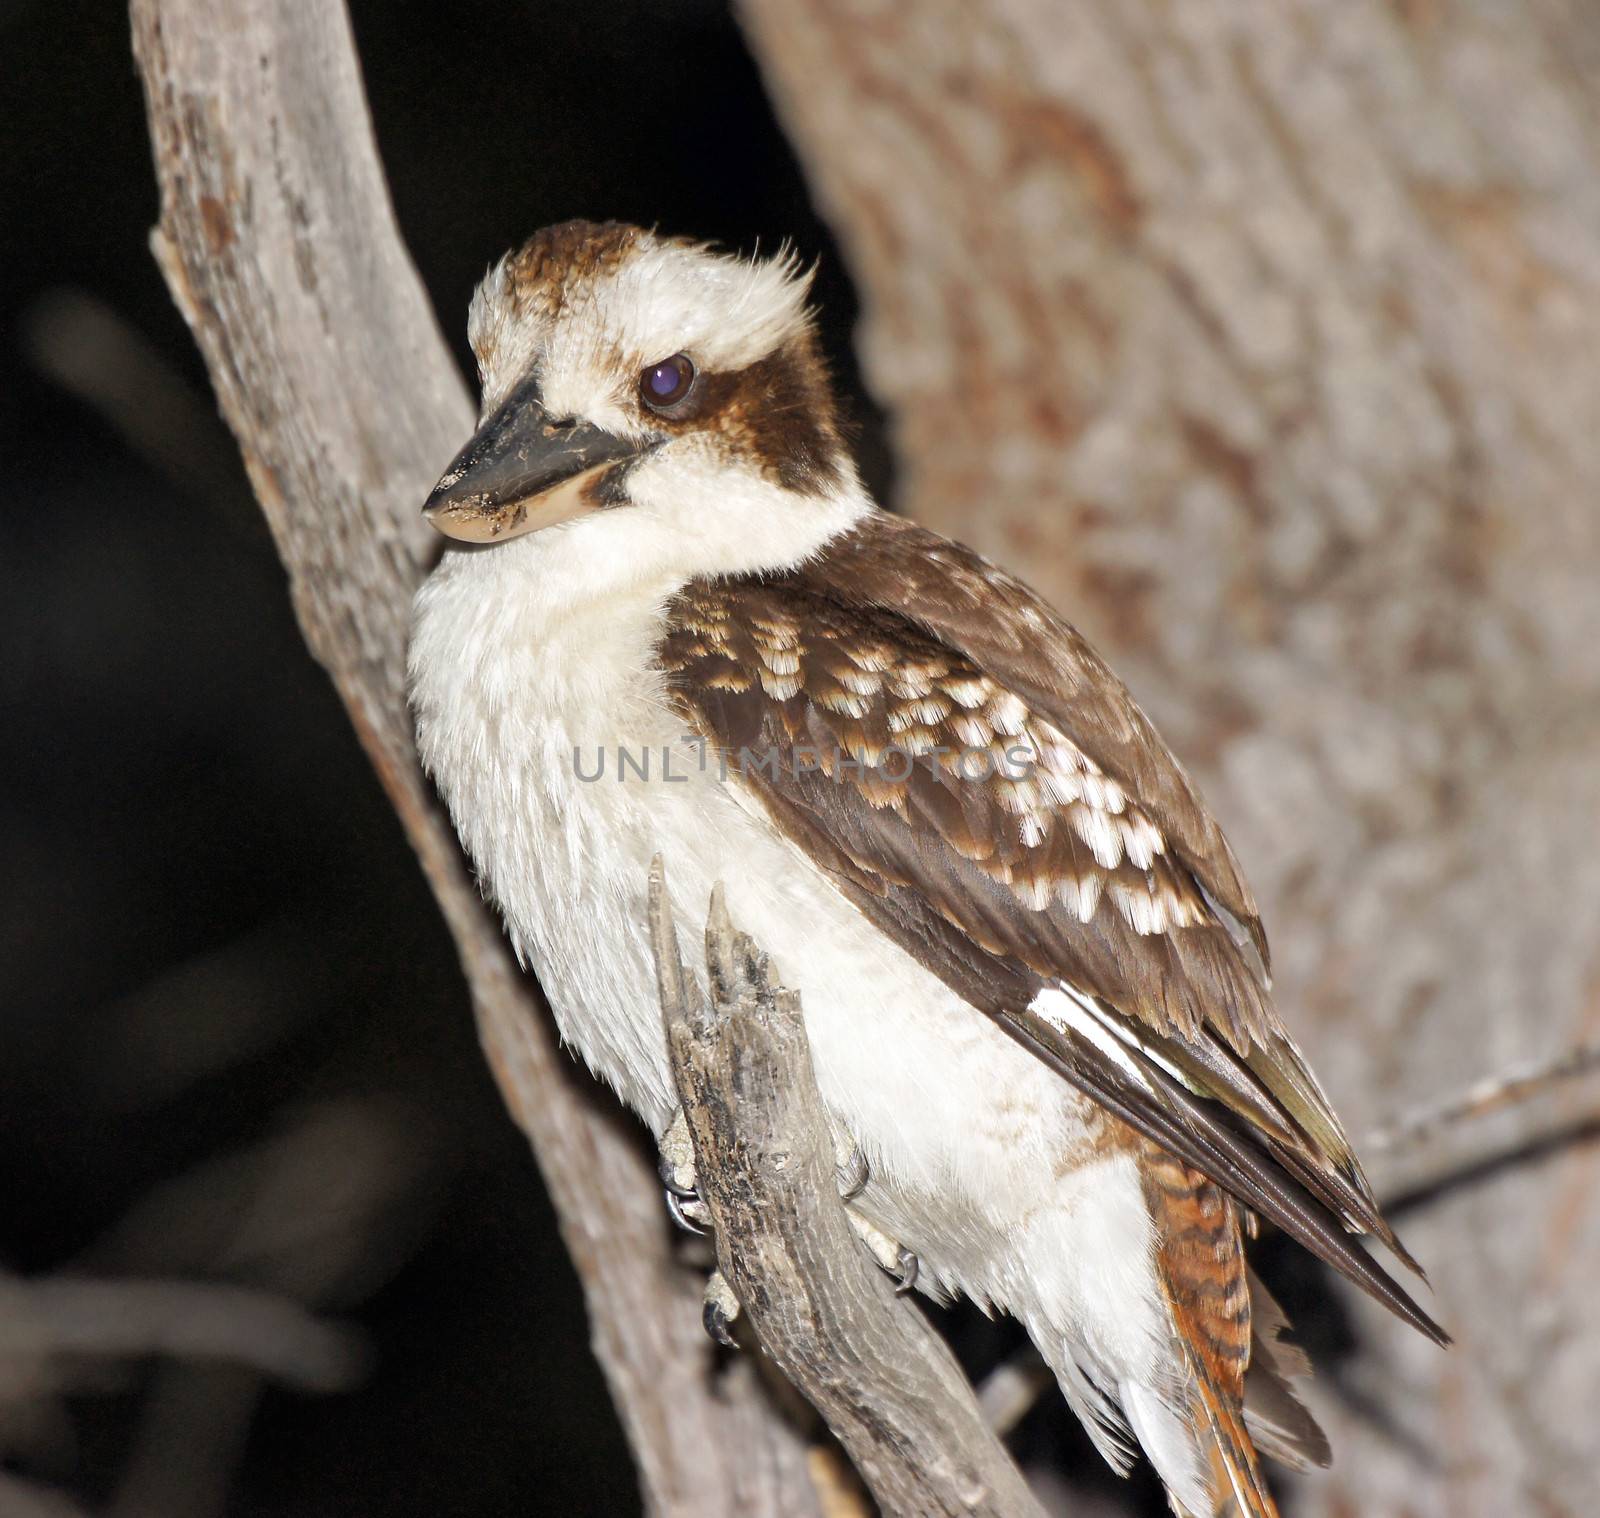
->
737, 2, 1600, 1513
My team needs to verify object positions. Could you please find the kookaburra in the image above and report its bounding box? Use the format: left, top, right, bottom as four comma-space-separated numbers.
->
409, 220, 1444, 1518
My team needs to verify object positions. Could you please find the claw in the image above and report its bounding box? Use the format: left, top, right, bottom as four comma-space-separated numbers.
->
703, 1296, 739, 1348
894, 1246, 919, 1295
665, 1188, 708, 1236
702, 1269, 742, 1349
835, 1142, 870, 1203
658, 1109, 699, 1194
703, 1293, 739, 1348
658, 1110, 709, 1231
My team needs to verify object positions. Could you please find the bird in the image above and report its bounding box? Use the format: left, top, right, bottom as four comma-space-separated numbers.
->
408, 219, 1445, 1518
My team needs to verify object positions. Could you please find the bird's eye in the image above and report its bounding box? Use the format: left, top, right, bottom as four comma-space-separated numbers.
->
639, 353, 696, 412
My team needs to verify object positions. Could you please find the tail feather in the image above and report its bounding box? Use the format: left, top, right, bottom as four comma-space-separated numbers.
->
1120, 1344, 1281, 1518
1041, 1143, 1332, 1515
1171, 1332, 1280, 1518
1243, 1362, 1329, 1475
1142, 1144, 1283, 1518
1241, 1271, 1330, 1472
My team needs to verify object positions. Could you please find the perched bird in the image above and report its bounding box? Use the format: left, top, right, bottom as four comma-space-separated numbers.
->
409, 220, 1444, 1518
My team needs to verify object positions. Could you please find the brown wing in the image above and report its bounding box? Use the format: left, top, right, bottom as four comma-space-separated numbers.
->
803, 516, 1412, 1251
658, 512, 1443, 1344
812, 512, 1266, 955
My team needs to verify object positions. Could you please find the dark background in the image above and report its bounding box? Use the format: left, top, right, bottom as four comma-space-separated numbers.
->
0, 3, 1310, 1514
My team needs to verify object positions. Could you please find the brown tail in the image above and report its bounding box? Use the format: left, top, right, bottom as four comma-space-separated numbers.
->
1169, 1325, 1279, 1518
1142, 1144, 1284, 1518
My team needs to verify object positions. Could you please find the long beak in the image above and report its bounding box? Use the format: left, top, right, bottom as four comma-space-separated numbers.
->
423, 378, 643, 543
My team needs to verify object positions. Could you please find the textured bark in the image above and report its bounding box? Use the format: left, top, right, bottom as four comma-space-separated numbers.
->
651, 867, 1047, 1518
736, 1, 1600, 1514
129, 3, 822, 1513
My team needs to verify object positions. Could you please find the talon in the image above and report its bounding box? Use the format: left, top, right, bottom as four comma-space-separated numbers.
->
665, 1188, 708, 1235
702, 1269, 741, 1349
703, 1296, 738, 1348
894, 1246, 919, 1295
835, 1141, 869, 1203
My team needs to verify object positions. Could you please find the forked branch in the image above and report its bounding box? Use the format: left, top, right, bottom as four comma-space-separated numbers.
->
649, 860, 1047, 1518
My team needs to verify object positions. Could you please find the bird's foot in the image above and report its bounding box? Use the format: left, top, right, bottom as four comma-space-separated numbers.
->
665, 1188, 710, 1235
659, 1110, 873, 1231
702, 1269, 741, 1349
847, 1209, 920, 1294
658, 1109, 911, 1310
834, 1138, 919, 1289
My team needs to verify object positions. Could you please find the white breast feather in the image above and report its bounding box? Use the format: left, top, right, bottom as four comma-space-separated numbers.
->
408, 521, 1183, 1467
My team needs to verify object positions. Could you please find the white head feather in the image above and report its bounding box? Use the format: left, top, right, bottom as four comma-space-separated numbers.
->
467, 225, 814, 424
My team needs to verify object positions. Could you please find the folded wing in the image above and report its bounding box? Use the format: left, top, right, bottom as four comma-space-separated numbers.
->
658, 512, 1443, 1343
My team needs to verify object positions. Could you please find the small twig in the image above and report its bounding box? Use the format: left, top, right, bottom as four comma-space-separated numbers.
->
0, 1278, 364, 1393
1365, 1038, 1600, 1211
20, 288, 260, 533
975, 1349, 1055, 1440
649, 858, 1047, 1518
1365, 1039, 1600, 1156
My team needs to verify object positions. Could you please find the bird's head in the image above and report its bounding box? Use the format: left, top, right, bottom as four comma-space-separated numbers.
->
424, 220, 866, 580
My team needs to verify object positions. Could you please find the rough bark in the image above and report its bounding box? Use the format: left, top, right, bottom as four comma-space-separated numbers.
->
736, 2, 1600, 1513
129, 3, 823, 1513
650, 865, 1048, 1518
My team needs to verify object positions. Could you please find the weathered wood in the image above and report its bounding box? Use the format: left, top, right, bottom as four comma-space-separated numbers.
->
649, 863, 1048, 1518
736, 1, 1600, 1510
129, 3, 820, 1512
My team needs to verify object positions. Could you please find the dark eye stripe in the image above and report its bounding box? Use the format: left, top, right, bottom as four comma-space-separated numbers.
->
640, 352, 696, 411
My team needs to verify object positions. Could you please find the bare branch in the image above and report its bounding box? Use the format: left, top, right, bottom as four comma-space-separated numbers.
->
649, 860, 1048, 1518
0, 1277, 362, 1393
1367, 1040, 1600, 1210
128, 2, 819, 1511
1365, 1040, 1600, 1157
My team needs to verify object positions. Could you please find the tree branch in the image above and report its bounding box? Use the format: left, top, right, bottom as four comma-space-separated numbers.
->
1365, 1039, 1600, 1159
649, 860, 1047, 1518
128, 2, 819, 1512
0, 1277, 362, 1393
1367, 1039, 1600, 1211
